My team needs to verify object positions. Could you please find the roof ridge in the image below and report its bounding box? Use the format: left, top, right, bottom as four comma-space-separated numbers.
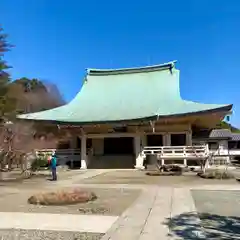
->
87, 60, 177, 76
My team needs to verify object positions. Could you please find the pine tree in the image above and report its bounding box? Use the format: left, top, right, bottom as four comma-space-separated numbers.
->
0, 26, 15, 117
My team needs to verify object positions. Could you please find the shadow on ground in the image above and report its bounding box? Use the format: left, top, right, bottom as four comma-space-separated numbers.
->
165, 212, 240, 239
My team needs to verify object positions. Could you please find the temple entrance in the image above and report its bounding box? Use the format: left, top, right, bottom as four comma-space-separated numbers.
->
104, 137, 134, 155
89, 137, 135, 169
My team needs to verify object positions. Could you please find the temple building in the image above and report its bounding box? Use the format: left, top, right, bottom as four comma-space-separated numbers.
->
18, 61, 233, 169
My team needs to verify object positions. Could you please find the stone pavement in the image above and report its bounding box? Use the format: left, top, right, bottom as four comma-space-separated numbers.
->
53, 169, 112, 187
102, 184, 240, 240
0, 212, 117, 233
0, 169, 240, 239
101, 187, 204, 240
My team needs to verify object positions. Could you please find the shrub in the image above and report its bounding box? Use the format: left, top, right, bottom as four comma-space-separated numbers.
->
146, 171, 182, 176
162, 164, 183, 173
31, 157, 49, 171
28, 188, 97, 205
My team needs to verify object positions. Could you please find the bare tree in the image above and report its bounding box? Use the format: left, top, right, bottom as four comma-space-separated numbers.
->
0, 79, 67, 179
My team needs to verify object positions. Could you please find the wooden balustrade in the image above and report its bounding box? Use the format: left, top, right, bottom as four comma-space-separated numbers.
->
142, 145, 209, 159
35, 149, 81, 162
36, 148, 81, 155
35, 148, 82, 167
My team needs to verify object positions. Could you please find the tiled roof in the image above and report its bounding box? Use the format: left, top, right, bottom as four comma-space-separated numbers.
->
209, 129, 232, 139
17, 61, 232, 124
231, 133, 240, 141
208, 129, 240, 141
193, 129, 240, 141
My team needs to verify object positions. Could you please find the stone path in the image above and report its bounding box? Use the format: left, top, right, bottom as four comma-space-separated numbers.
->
101, 184, 240, 240
0, 212, 117, 233
52, 169, 111, 187
101, 187, 206, 240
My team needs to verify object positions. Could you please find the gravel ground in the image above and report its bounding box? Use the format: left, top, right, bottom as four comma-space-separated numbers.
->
0, 188, 141, 216
192, 190, 240, 239
0, 229, 103, 240
80, 170, 239, 186
0, 170, 85, 189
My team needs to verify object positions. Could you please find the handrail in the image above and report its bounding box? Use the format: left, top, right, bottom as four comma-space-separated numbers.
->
35, 149, 81, 163
144, 145, 206, 149
36, 149, 81, 154
142, 145, 209, 159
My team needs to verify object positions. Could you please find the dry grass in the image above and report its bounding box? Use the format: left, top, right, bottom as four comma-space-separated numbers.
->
28, 188, 97, 205
198, 170, 235, 180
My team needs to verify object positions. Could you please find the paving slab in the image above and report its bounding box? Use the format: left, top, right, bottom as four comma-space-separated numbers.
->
101, 187, 208, 240
170, 188, 206, 239
101, 187, 158, 240
139, 188, 172, 240
0, 212, 117, 233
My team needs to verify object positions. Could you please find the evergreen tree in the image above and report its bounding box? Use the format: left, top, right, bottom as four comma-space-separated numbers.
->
0, 26, 15, 117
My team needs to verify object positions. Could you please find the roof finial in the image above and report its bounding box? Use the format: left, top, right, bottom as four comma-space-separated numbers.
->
150, 121, 155, 133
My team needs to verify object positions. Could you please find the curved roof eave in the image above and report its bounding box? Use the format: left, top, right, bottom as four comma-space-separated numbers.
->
17, 104, 232, 126
17, 61, 233, 125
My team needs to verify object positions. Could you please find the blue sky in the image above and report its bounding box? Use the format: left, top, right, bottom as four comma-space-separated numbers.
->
1, 0, 240, 126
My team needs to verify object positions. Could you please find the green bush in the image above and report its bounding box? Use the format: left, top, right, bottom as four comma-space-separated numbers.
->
31, 157, 49, 171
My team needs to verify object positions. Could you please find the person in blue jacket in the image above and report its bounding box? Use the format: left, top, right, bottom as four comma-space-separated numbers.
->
50, 152, 57, 181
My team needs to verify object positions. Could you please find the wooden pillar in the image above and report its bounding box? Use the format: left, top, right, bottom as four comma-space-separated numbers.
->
166, 133, 171, 146
70, 137, 77, 169
134, 135, 144, 169
163, 133, 171, 166
141, 134, 147, 148
186, 130, 192, 146
81, 134, 87, 169
184, 130, 192, 166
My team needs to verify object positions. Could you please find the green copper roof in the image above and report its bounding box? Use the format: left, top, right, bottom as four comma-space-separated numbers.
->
18, 61, 232, 124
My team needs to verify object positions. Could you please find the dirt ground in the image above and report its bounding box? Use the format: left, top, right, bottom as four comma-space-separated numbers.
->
80, 170, 240, 186
0, 169, 85, 189
0, 187, 141, 216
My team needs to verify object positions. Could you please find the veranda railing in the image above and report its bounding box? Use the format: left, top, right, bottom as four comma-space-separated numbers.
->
142, 145, 209, 159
